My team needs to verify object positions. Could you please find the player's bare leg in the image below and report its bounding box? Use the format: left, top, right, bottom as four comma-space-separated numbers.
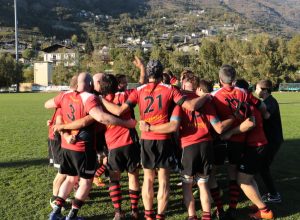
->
237, 172, 265, 208
182, 176, 196, 217
128, 169, 140, 191
142, 168, 155, 218
157, 168, 170, 215
198, 176, 211, 212
238, 172, 274, 219
197, 175, 211, 219
74, 178, 93, 201
58, 175, 79, 200
53, 173, 66, 196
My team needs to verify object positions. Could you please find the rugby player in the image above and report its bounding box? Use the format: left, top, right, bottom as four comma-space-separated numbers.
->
47, 75, 78, 209
100, 60, 211, 220
45, 72, 136, 220
256, 80, 283, 203
139, 77, 236, 220
207, 65, 252, 220
221, 79, 274, 219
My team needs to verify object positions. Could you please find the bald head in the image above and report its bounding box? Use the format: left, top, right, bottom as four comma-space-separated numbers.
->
93, 73, 105, 93
77, 72, 93, 92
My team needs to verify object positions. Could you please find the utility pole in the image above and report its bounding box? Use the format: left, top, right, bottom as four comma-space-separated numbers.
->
14, 0, 20, 92
14, 0, 18, 62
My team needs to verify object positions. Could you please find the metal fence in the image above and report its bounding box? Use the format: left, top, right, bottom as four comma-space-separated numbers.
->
279, 83, 300, 91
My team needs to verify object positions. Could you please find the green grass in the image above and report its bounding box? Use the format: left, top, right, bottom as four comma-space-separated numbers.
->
0, 92, 299, 220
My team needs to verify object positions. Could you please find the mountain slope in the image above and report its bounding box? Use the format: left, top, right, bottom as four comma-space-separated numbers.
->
0, 0, 299, 40
221, 0, 300, 32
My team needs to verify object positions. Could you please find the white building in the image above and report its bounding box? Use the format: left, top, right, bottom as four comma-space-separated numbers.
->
34, 62, 53, 86
42, 44, 76, 66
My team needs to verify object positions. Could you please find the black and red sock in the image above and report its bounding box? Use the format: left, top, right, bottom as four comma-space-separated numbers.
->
53, 197, 65, 214
259, 206, 270, 213
144, 209, 155, 219
229, 180, 240, 209
95, 164, 106, 177
201, 211, 211, 220
109, 181, 122, 213
210, 187, 224, 213
129, 189, 140, 212
67, 198, 84, 218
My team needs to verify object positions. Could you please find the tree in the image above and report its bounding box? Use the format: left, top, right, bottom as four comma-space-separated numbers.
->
287, 35, 300, 68
150, 46, 169, 68
113, 51, 137, 81
23, 67, 34, 83
52, 63, 73, 85
0, 53, 23, 88
89, 51, 106, 73
168, 50, 190, 74
198, 38, 222, 81
85, 37, 94, 55
71, 34, 78, 46
22, 49, 35, 60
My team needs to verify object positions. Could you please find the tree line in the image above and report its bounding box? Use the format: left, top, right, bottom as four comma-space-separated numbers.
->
0, 33, 299, 89
97, 33, 300, 86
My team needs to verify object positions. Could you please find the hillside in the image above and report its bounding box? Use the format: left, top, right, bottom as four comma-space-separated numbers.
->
0, 0, 299, 41
0, 0, 146, 38
221, 0, 300, 33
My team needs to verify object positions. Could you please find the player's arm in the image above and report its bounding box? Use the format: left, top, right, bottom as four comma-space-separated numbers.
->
139, 117, 180, 134
52, 115, 95, 132
55, 114, 77, 144
139, 105, 181, 133
211, 117, 235, 134
44, 98, 57, 109
256, 100, 270, 119
133, 56, 146, 85
220, 116, 256, 140
181, 92, 211, 111
100, 97, 130, 116
249, 93, 270, 119
89, 105, 136, 128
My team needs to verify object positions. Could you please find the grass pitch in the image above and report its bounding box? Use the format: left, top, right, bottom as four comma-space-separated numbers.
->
0, 92, 299, 220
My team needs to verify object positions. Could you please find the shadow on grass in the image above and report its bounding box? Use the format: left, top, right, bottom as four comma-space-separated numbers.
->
1, 140, 299, 219
0, 158, 48, 168
166, 139, 300, 219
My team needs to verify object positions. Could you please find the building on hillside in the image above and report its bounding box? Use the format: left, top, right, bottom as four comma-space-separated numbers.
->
0, 40, 27, 58
0, 40, 28, 50
176, 43, 200, 53
99, 46, 110, 62
201, 29, 217, 36
41, 44, 77, 66
34, 62, 53, 86
141, 41, 153, 52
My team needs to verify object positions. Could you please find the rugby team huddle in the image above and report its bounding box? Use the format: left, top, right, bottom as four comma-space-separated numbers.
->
45, 56, 283, 220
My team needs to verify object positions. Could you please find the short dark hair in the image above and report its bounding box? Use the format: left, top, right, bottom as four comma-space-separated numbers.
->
258, 79, 272, 94
115, 74, 127, 84
162, 73, 171, 84
219, 64, 236, 84
198, 80, 213, 93
235, 79, 249, 91
146, 60, 163, 79
181, 70, 194, 82
100, 74, 118, 95
185, 74, 199, 90
163, 69, 174, 77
